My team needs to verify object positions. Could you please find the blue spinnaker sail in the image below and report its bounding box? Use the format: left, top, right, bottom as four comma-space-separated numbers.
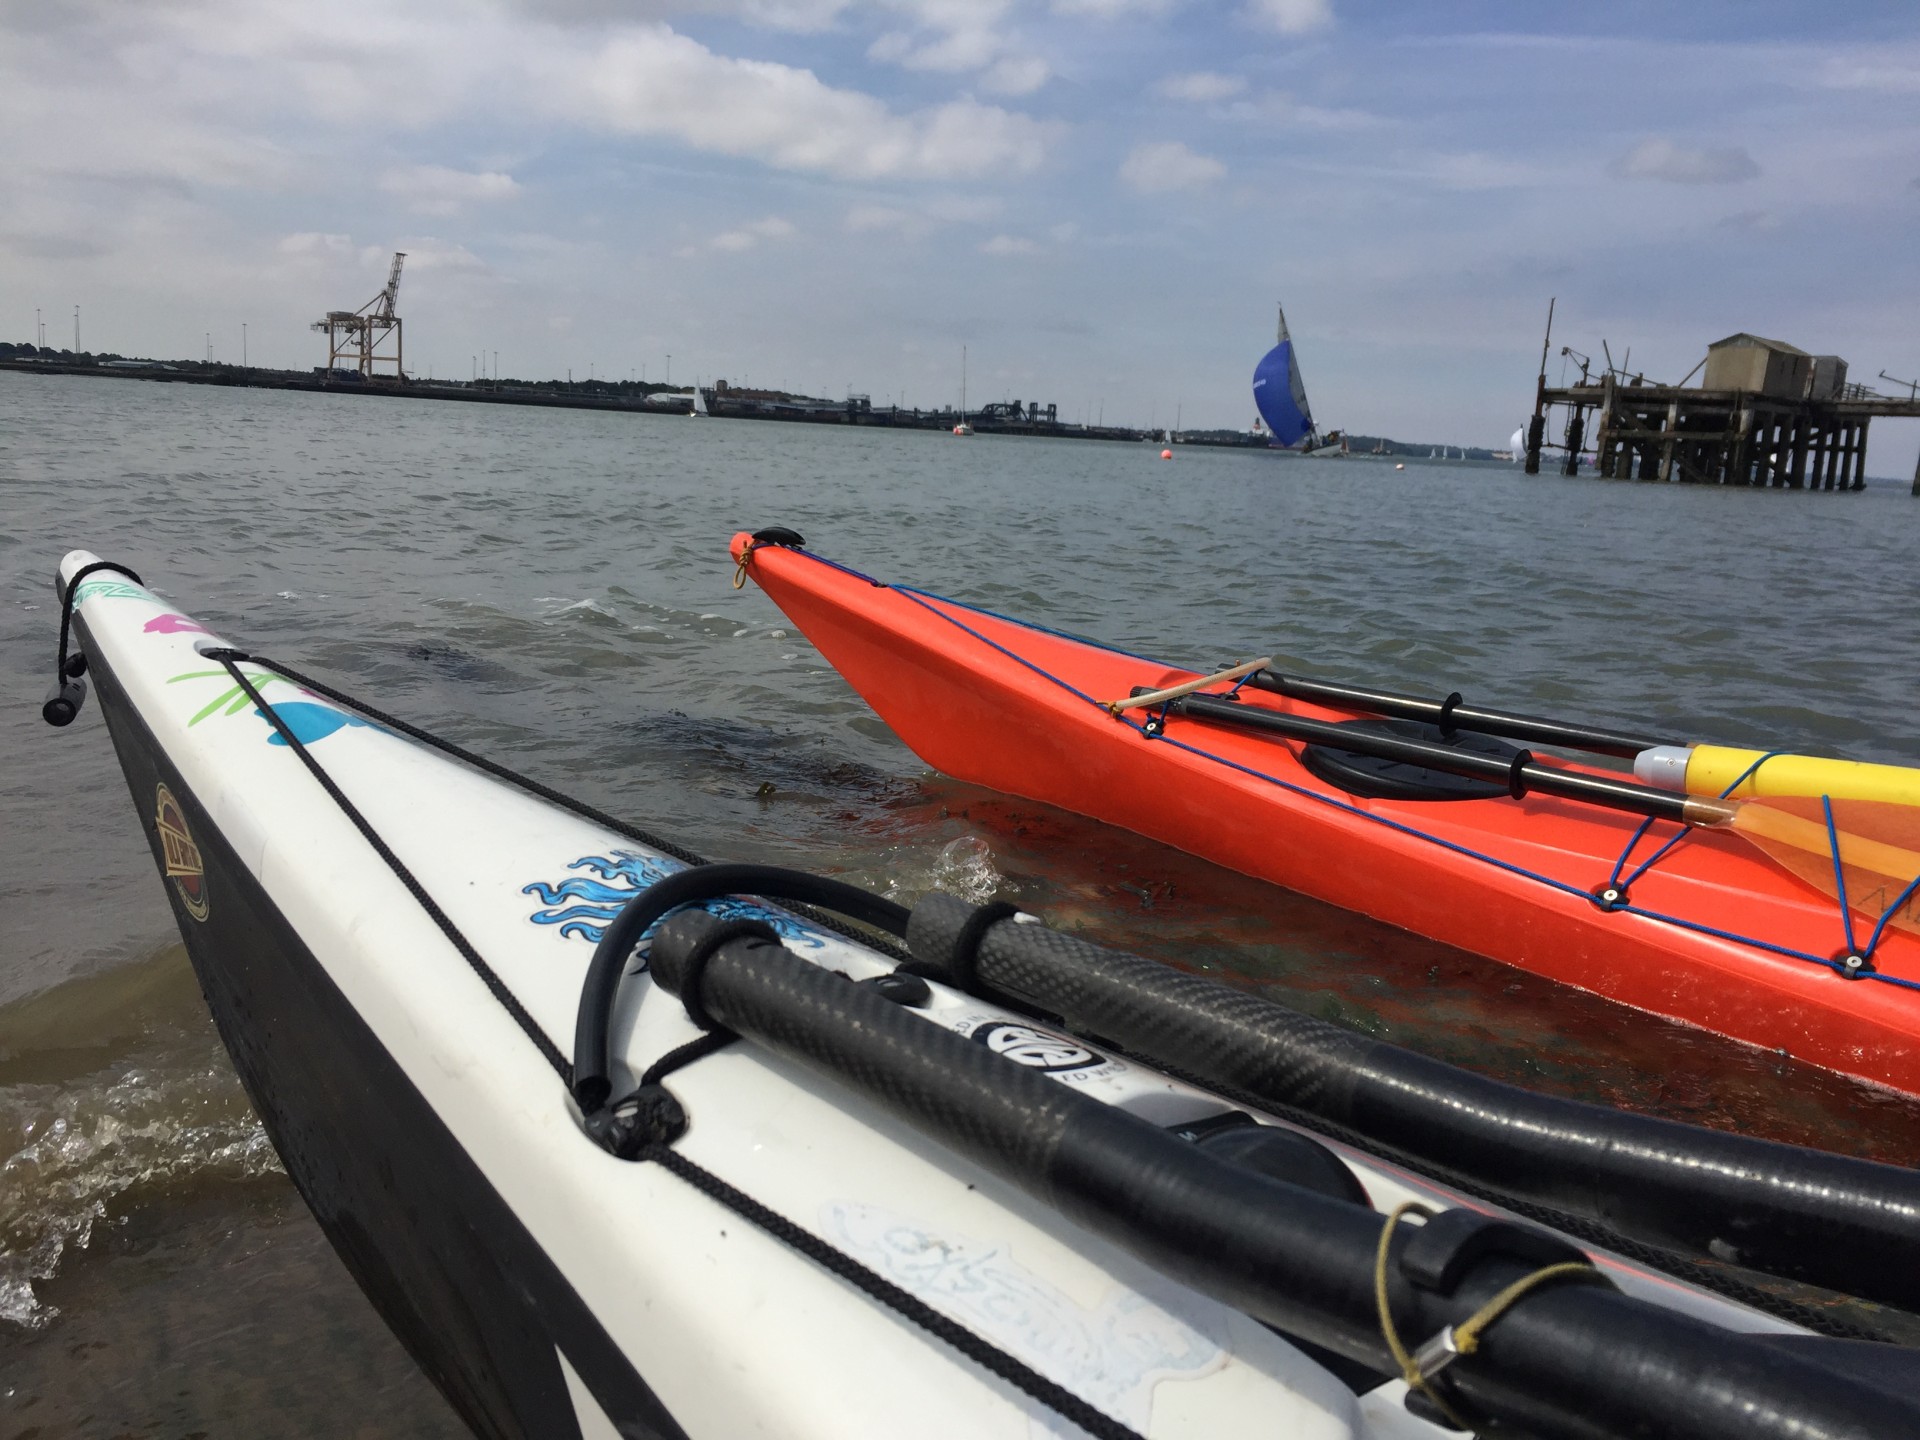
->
1252, 344, 1312, 446
1253, 306, 1315, 448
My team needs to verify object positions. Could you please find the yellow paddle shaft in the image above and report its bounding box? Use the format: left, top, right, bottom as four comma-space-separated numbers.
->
1684, 745, 1920, 806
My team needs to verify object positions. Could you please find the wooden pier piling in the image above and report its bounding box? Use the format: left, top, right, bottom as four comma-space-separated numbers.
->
1538, 332, 1920, 491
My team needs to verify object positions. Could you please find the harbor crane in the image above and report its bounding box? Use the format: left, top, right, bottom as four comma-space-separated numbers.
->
313, 251, 407, 381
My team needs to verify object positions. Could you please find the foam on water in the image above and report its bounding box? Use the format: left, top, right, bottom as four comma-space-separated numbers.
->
0, 946, 281, 1329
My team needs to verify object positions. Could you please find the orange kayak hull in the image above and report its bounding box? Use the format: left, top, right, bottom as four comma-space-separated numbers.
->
733, 533, 1920, 1095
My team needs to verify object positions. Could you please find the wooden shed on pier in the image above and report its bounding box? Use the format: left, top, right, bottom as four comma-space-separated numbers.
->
1528, 335, 1920, 492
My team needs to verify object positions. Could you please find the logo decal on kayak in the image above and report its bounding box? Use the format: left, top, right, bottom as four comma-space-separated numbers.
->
154, 783, 210, 922
522, 851, 827, 950
970, 1020, 1105, 1073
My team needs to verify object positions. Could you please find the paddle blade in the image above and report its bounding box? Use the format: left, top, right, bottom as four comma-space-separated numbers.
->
1726, 797, 1920, 938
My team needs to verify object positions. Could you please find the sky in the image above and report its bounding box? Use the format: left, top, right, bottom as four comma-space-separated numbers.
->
5, 0, 1919, 459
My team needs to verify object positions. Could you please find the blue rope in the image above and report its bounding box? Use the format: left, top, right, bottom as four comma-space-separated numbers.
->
780, 547, 1918, 996
1866, 873, 1920, 956
1824, 795, 1862, 958
1604, 749, 1790, 895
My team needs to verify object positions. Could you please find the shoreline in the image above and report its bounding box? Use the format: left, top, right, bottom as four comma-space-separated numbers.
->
0, 357, 1272, 449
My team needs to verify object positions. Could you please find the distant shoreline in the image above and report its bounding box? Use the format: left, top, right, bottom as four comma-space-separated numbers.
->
0, 357, 1251, 448
0, 357, 1526, 461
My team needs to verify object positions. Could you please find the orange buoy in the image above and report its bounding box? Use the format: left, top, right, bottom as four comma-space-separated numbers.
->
1160, 449, 1173, 460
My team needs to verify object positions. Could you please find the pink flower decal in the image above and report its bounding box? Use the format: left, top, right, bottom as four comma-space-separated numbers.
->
145, 614, 209, 635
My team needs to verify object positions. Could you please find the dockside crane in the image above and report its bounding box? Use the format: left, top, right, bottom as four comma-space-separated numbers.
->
313, 251, 407, 381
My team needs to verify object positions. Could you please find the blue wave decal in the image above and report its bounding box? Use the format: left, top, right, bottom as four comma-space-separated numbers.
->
522, 851, 827, 949
255, 702, 371, 746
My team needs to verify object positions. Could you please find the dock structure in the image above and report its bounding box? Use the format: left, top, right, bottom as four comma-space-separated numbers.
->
1528, 333, 1920, 492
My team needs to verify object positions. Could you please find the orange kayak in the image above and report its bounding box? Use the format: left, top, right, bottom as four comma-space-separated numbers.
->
731, 530, 1920, 1095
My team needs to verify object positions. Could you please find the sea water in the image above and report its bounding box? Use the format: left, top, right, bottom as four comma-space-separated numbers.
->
4, 369, 1919, 1432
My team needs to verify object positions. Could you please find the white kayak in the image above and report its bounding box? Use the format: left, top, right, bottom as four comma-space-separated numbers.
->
44, 549, 1920, 1440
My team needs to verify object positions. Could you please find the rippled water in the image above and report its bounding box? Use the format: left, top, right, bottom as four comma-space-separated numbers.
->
4, 370, 1920, 1428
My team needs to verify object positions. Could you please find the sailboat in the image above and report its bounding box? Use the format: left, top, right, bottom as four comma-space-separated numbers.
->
952, 346, 974, 436
1252, 304, 1345, 457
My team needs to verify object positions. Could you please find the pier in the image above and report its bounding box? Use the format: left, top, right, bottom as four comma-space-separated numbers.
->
1526, 333, 1920, 493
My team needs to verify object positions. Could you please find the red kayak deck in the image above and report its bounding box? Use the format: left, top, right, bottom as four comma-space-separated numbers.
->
733, 533, 1920, 1095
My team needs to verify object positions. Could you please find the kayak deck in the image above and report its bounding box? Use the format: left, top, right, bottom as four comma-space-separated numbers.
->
733, 533, 1920, 1094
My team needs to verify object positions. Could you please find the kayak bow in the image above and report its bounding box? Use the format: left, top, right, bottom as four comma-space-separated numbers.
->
47, 547, 1920, 1439
730, 529, 1920, 1094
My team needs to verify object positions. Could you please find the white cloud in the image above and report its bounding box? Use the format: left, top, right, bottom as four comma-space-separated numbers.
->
1119, 140, 1224, 193
1612, 137, 1759, 184
1155, 71, 1246, 103
390, 237, 488, 272
985, 55, 1051, 95
847, 204, 913, 232
863, 1, 1050, 97
1245, 0, 1333, 35
711, 215, 796, 251
981, 233, 1039, 255
379, 164, 520, 215
1052, 0, 1177, 15
1218, 90, 1382, 129
1816, 53, 1920, 93
575, 26, 1051, 178
1416, 150, 1545, 190
843, 192, 1001, 238
278, 231, 357, 258
925, 193, 1004, 223
5, 4, 1053, 189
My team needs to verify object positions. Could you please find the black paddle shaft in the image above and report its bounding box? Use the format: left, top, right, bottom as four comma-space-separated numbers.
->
1241, 671, 1676, 759
1169, 694, 1695, 823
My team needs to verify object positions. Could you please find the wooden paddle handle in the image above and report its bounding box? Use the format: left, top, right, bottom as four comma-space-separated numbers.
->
1107, 658, 1273, 717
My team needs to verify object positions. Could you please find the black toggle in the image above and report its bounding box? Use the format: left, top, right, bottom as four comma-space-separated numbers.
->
42, 676, 89, 727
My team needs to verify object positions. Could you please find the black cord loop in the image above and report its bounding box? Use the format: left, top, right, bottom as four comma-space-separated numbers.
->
678, 919, 780, 1032
945, 899, 1019, 993
43, 560, 144, 726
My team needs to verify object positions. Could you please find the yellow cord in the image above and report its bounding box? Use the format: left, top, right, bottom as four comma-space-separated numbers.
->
731, 543, 759, 589
1452, 1262, 1605, 1353
1373, 1203, 1608, 1437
